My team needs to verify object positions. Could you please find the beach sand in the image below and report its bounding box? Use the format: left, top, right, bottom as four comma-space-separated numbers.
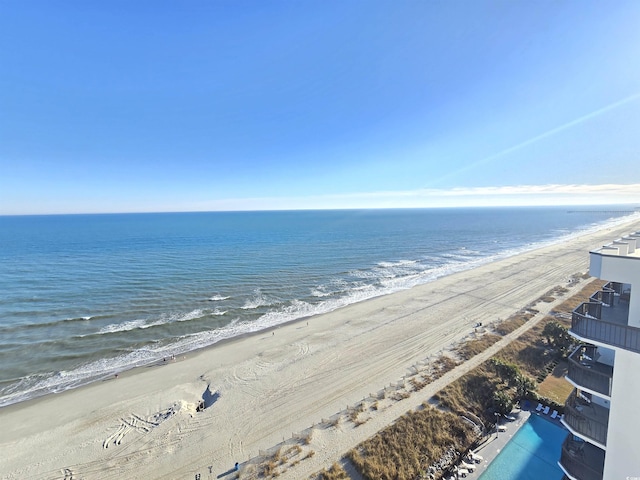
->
1, 219, 638, 480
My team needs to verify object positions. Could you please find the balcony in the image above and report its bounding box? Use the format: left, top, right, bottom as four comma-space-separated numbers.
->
571, 294, 640, 353
559, 434, 605, 480
603, 281, 623, 295
589, 289, 614, 307
562, 390, 609, 448
566, 347, 613, 397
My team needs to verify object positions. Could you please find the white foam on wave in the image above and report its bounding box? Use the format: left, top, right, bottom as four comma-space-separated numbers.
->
377, 259, 417, 268
311, 287, 332, 297
352, 259, 424, 282
0, 346, 170, 407
441, 252, 474, 261
208, 295, 230, 301
171, 309, 204, 322
96, 309, 206, 335
211, 309, 227, 316
98, 319, 152, 334
241, 290, 276, 310
311, 277, 354, 298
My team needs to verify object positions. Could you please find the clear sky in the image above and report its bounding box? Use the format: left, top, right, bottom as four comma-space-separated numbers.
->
2, 1, 640, 214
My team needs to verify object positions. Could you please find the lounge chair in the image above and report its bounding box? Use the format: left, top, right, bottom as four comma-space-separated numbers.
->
468, 452, 483, 463
460, 461, 476, 472
536, 403, 543, 411
504, 414, 516, 421
543, 406, 550, 415
551, 410, 558, 419
456, 468, 469, 478
498, 425, 507, 432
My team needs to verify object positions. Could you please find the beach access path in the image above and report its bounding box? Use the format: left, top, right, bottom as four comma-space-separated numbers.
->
1, 219, 638, 480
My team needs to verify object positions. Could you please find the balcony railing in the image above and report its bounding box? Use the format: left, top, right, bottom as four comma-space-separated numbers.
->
563, 391, 609, 447
590, 289, 614, 307
566, 347, 613, 397
603, 281, 622, 295
572, 303, 640, 353
559, 435, 604, 480
574, 301, 602, 319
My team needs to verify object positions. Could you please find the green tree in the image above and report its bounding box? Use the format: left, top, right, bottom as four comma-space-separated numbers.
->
492, 390, 514, 416
490, 358, 520, 385
514, 373, 537, 399
542, 321, 572, 356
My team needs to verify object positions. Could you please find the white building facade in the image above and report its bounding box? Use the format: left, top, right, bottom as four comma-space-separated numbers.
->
559, 232, 640, 480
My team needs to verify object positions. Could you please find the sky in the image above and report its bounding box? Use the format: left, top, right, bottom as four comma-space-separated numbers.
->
1, 1, 640, 214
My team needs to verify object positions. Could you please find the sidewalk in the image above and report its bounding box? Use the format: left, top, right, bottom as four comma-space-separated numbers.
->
461, 407, 531, 480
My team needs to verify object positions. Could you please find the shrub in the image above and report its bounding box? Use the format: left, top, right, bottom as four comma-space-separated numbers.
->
348, 407, 478, 480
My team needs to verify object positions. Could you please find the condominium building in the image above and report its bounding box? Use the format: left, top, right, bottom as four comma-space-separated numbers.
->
559, 231, 640, 480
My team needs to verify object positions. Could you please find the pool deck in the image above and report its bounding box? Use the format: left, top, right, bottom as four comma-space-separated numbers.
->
462, 405, 566, 479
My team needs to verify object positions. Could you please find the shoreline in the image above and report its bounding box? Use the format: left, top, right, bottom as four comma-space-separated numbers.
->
2, 212, 637, 410
1, 217, 639, 479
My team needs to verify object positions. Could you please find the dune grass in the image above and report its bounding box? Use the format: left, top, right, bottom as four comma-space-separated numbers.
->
314, 463, 349, 480
455, 334, 502, 361
348, 407, 477, 480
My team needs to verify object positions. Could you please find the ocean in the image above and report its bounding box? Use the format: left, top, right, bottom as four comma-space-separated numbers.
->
0, 207, 636, 407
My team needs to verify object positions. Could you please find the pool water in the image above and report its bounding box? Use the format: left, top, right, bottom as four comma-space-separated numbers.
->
478, 414, 566, 480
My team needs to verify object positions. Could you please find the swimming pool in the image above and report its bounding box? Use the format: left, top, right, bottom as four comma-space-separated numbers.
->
478, 414, 566, 480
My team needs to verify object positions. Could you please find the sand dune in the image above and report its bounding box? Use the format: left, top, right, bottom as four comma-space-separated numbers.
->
1, 219, 638, 480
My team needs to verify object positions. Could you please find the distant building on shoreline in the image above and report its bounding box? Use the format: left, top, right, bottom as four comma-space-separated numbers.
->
559, 231, 640, 480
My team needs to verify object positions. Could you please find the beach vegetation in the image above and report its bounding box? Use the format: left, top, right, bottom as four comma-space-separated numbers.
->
431, 355, 459, 377
347, 406, 478, 480
537, 361, 573, 404
348, 409, 359, 423
304, 429, 314, 445
514, 372, 537, 398
542, 321, 573, 357
391, 390, 411, 401
494, 311, 533, 335
455, 333, 501, 360
490, 358, 520, 385
491, 390, 514, 415
536, 286, 569, 305
409, 376, 429, 391
314, 462, 349, 479
254, 444, 309, 478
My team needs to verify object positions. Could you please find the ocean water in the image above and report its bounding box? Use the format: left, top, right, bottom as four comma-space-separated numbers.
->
0, 207, 636, 407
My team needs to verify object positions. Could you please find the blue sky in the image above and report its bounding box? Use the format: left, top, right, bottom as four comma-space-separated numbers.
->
2, 1, 640, 214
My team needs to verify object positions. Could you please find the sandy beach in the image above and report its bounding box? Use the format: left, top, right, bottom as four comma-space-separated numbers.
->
2, 218, 639, 480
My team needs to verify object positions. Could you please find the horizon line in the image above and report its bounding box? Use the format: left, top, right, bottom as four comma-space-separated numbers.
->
2, 202, 640, 218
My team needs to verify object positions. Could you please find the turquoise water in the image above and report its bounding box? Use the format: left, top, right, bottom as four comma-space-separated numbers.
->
478, 414, 566, 480
0, 207, 637, 406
